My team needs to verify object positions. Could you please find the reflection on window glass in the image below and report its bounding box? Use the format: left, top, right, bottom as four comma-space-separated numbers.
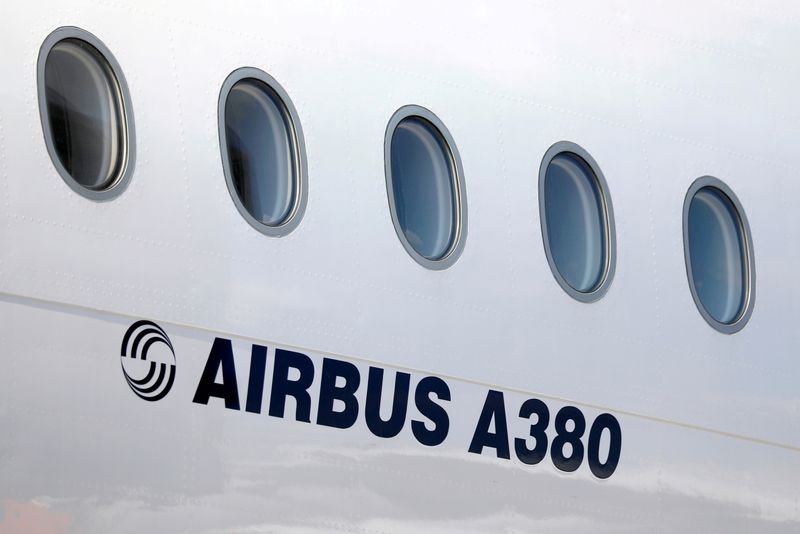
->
224, 78, 296, 226
44, 38, 126, 190
687, 186, 747, 324
543, 152, 607, 293
389, 116, 457, 261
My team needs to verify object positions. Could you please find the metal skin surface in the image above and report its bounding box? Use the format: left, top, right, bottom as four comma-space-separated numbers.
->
0, 1, 799, 532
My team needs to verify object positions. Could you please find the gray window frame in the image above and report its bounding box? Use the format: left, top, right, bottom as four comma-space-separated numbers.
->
37, 26, 136, 201
217, 67, 308, 237
682, 176, 755, 334
538, 141, 616, 302
384, 105, 467, 270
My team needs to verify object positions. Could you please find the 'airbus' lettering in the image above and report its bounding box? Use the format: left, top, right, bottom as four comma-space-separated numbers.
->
192, 337, 453, 448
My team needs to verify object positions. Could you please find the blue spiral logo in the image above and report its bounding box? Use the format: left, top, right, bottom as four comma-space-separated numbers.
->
120, 320, 176, 401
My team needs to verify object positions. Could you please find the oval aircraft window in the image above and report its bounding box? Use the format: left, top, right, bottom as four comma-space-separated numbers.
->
219, 68, 307, 236
385, 106, 467, 270
38, 27, 135, 199
683, 177, 755, 333
539, 142, 615, 302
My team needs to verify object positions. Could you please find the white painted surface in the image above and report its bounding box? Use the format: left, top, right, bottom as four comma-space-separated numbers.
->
0, 1, 798, 531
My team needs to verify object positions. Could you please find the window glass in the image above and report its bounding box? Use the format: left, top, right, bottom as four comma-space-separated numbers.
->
687, 186, 748, 325
389, 116, 457, 261
223, 78, 297, 227
42, 36, 128, 191
543, 152, 607, 292
540, 144, 614, 301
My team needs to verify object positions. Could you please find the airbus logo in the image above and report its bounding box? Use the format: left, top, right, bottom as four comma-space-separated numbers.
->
120, 320, 176, 401
117, 321, 622, 479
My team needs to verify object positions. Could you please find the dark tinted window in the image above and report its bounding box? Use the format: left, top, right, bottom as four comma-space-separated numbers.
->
43, 37, 127, 190
223, 78, 298, 227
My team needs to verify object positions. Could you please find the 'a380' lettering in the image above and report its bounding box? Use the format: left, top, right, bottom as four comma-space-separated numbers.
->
468, 390, 622, 479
